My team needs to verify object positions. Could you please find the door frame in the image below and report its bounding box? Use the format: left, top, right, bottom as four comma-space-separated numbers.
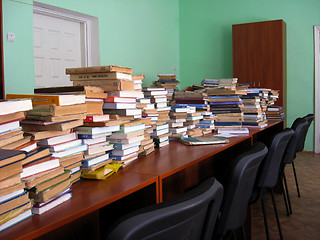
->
0, 0, 4, 99
33, 1, 100, 68
314, 25, 320, 153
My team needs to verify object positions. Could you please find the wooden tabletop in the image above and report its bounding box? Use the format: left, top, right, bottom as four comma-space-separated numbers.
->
0, 171, 158, 240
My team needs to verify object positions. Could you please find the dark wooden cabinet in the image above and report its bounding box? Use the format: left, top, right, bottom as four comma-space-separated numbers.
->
232, 19, 286, 109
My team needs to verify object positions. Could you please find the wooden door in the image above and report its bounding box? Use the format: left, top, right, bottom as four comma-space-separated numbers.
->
232, 20, 286, 108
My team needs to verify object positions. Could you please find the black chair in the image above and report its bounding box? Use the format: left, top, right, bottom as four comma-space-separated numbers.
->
214, 142, 268, 240
104, 177, 224, 240
281, 118, 309, 214
290, 114, 314, 197
250, 128, 294, 240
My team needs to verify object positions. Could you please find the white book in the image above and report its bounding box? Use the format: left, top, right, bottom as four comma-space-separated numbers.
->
136, 98, 151, 104
21, 158, 61, 179
75, 125, 120, 135
0, 121, 20, 134
103, 102, 136, 109
120, 124, 145, 133
0, 99, 33, 116
81, 136, 107, 145
169, 122, 184, 128
112, 145, 139, 156
82, 153, 110, 167
85, 143, 113, 155
38, 132, 77, 146
108, 91, 144, 98
0, 189, 25, 203
170, 127, 188, 134
108, 135, 145, 144
187, 115, 203, 121
144, 90, 168, 96
167, 119, 187, 123
155, 123, 169, 131
51, 144, 88, 158
151, 128, 170, 137
32, 193, 72, 215
156, 107, 171, 111
113, 141, 141, 150
155, 102, 167, 108
49, 139, 83, 152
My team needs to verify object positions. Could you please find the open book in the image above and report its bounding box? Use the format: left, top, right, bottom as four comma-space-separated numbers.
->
180, 136, 229, 146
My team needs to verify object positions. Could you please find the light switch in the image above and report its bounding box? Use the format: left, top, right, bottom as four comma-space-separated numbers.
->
7, 33, 15, 42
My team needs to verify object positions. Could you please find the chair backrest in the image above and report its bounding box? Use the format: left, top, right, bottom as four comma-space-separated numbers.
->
283, 119, 308, 165
214, 142, 268, 236
292, 115, 314, 152
104, 177, 224, 240
256, 128, 294, 188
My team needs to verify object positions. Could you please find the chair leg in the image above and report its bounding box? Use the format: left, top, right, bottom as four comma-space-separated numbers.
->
270, 189, 284, 240
261, 198, 270, 240
283, 172, 293, 214
292, 161, 301, 197
280, 177, 290, 216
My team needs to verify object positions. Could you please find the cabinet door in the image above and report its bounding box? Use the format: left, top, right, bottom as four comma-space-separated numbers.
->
232, 20, 286, 107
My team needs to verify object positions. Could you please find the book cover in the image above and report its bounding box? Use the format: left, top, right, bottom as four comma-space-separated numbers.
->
6, 94, 86, 106
0, 149, 26, 168
180, 136, 229, 145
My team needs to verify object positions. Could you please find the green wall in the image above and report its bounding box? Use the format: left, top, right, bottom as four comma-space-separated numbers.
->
2, 0, 180, 91
179, 0, 320, 151
3, 0, 319, 150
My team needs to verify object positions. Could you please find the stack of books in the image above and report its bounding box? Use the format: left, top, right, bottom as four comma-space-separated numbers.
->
153, 74, 179, 102
168, 105, 189, 140
108, 119, 145, 167
266, 106, 285, 120
66, 65, 135, 92
132, 75, 144, 92
198, 111, 216, 135
206, 88, 246, 128
185, 110, 204, 137
201, 79, 219, 88
6, 93, 88, 184
143, 87, 171, 148
241, 88, 269, 128
103, 91, 144, 121
0, 99, 33, 149
138, 116, 155, 156
0, 149, 33, 231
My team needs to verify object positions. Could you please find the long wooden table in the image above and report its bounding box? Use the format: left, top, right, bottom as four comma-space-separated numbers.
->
0, 120, 284, 240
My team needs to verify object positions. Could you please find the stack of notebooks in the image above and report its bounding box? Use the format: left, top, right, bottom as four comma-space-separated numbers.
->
108, 119, 145, 167
153, 74, 179, 103
0, 149, 33, 231
6, 93, 88, 184
206, 87, 247, 128
66, 65, 135, 92
0, 98, 33, 149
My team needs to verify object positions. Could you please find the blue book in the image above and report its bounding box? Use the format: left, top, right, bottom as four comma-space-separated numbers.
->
199, 120, 215, 124
158, 79, 177, 83
210, 95, 239, 99
210, 101, 242, 105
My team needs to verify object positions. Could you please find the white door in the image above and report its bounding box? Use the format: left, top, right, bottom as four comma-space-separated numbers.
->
33, 13, 82, 88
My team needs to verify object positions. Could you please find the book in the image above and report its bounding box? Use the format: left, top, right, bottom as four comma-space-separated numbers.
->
21, 119, 83, 132
21, 147, 51, 166
0, 120, 21, 135
103, 108, 142, 116
84, 114, 110, 122
82, 153, 110, 168
31, 170, 71, 193
0, 111, 25, 125
34, 85, 104, 94
66, 65, 132, 75
0, 99, 33, 116
0, 191, 30, 215
0, 208, 33, 232
104, 96, 136, 103
85, 143, 113, 156
75, 125, 120, 135
24, 129, 72, 141
38, 132, 77, 146
73, 79, 134, 91
103, 102, 136, 109
120, 124, 145, 133
69, 72, 132, 81
29, 178, 71, 203
112, 146, 139, 156
26, 112, 87, 122
32, 191, 72, 215
0, 175, 22, 192
0, 161, 23, 181
51, 144, 87, 158
47, 139, 83, 152
21, 156, 60, 179
22, 166, 65, 189
108, 135, 145, 144
27, 103, 87, 117
83, 119, 122, 127
59, 152, 84, 168
180, 136, 229, 145
0, 149, 26, 168
107, 91, 144, 98
217, 127, 249, 134
6, 94, 86, 106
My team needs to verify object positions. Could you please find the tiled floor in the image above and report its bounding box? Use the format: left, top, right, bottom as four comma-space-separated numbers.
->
251, 152, 320, 240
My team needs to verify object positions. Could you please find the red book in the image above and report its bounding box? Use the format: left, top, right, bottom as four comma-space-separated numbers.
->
104, 96, 136, 103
